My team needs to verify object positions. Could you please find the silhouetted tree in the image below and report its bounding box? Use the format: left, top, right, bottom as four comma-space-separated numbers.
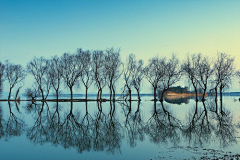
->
122, 54, 135, 101
60, 53, 83, 100
49, 56, 62, 100
105, 48, 122, 101
158, 54, 181, 102
213, 53, 235, 101
27, 57, 51, 100
92, 50, 106, 100
25, 83, 41, 101
194, 54, 214, 101
5, 60, 26, 100
78, 49, 93, 100
181, 54, 200, 101
144, 56, 165, 101
132, 58, 144, 101
0, 61, 4, 93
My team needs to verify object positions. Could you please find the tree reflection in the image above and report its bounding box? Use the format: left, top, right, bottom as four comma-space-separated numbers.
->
212, 105, 237, 148
122, 101, 145, 147
17, 100, 239, 155
103, 101, 124, 154
27, 102, 50, 144
47, 102, 62, 146
57, 101, 92, 153
0, 105, 4, 139
92, 101, 106, 151
5, 101, 25, 140
145, 101, 182, 145
182, 101, 214, 147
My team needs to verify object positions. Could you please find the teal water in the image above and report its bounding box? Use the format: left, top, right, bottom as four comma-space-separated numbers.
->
0, 96, 239, 160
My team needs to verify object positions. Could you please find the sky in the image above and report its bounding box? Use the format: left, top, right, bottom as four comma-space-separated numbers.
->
0, 0, 240, 94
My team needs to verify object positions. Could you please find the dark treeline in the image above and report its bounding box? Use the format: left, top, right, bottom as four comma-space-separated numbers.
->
0, 48, 238, 101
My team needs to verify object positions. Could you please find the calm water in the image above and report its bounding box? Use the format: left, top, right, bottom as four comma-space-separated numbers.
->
0, 96, 239, 160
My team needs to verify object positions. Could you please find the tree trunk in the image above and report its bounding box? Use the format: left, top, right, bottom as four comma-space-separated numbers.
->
85, 87, 88, 100
109, 85, 112, 101
153, 86, 157, 101
100, 88, 102, 100
15, 87, 20, 100
128, 87, 132, 101
220, 85, 223, 113
136, 88, 141, 101
40, 88, 44, 101
8, 87, 12, 100
70, 86, 73, 100
215, 87, 218, 102
112, 87, 116, 101
202, 86, 207, 101
220, 85, 223, 101
160, 88, 166, 102
97, 89, 100, 100
193, 85, 198, 102
56, 89, 59, 101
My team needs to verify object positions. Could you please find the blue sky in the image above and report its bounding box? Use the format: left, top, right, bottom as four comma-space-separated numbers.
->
0, 0, 240, 94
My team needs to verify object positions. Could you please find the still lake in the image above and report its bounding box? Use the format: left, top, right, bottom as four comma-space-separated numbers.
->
0, 95, 239, 160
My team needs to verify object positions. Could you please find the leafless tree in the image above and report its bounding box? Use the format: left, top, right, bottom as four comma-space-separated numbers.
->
144, 56, 165, 101
194, 54, 214, 101
78, 49, 94, 100
131, 58, 144, 101
48, 56, 62, 100
5, 60, 26, 100
60, 52, 83, 100
105, 47, 123, 101
25, 84, 41, 101
212, 53, 235, 101
27, 57, 51, 100
181, 54, 200, 101
0, 61, 5, 93
122, 54, 135, 101
158, 54, 181, 102
92, 50, 107, 100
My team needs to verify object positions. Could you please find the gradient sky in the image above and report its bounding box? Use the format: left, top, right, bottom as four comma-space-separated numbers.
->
0, 0, 240, 93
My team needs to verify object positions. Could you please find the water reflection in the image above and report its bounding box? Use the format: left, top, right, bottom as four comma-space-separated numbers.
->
0, 99, 239, 156
145, 101, 182, 146
121, 101, 144, 147
5, 101, 25, 141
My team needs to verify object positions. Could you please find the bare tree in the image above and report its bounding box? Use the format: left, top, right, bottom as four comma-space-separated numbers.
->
78, 49, 94, 100
92, 50, 107, 100
5, 60, 26, 100
158, 54, 181, 102
0, 62, 4, 93
181, 54, 200, 101
144, 56, 165, 101
194, 54, 214, 101
60, 52, 83, 100
131, 58, 144, 101
49, 56, 62, 100
105, 47, 123, 101
27, 57, 51, 100
122, 54, 135, 101
213, 53, 235, 100
25, 83, 41, 101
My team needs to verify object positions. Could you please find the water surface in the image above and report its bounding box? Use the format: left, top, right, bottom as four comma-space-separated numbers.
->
0, 96, 239, 160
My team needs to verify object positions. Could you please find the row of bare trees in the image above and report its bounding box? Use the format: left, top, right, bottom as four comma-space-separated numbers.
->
0, 49, 238, 101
